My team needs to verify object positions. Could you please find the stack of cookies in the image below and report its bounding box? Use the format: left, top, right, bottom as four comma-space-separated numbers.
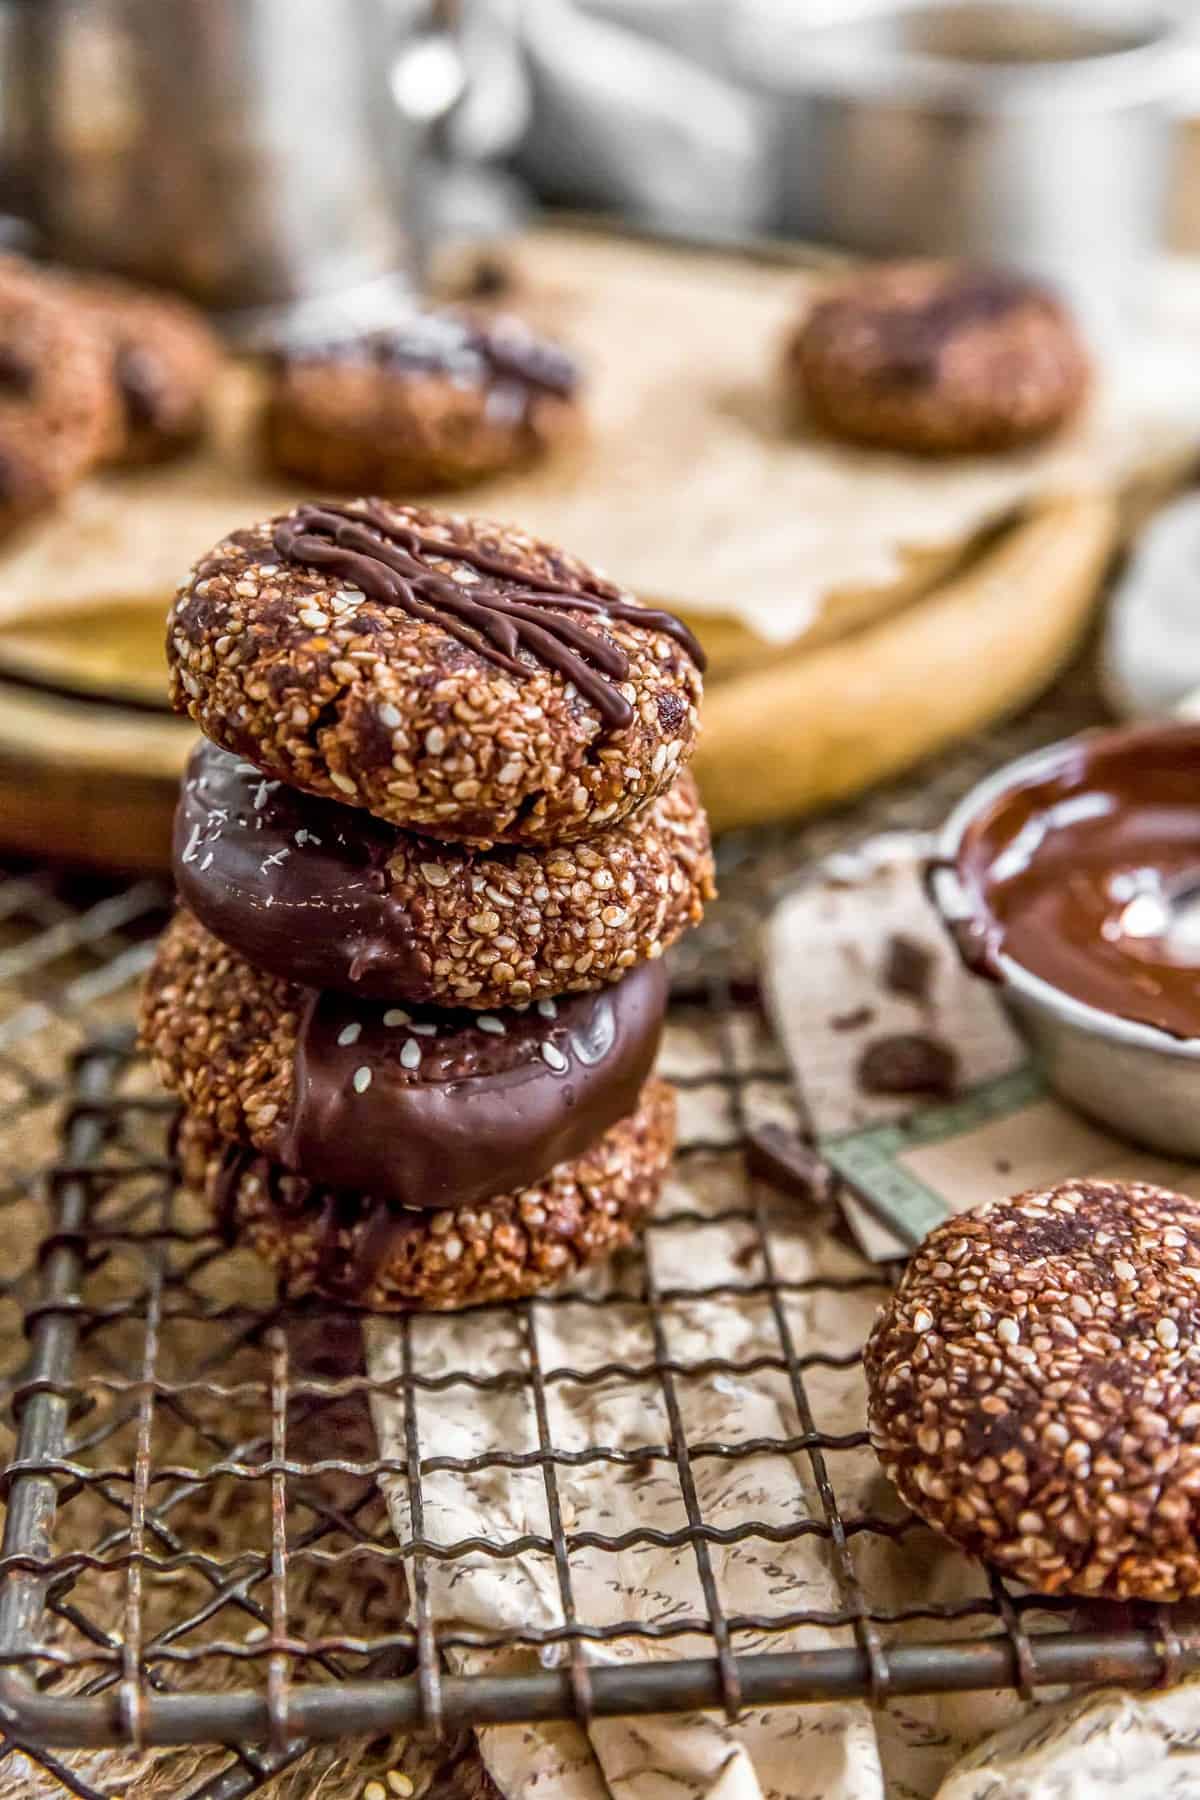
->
141, 499, 713, 1310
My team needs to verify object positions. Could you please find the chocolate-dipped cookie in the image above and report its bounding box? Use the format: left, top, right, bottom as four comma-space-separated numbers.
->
141, 907, 668, 1214
175, 739, 714, 1007
866, 1179, 1200, 1601
167, 500, 705, 846
177, 1078, 675, 1311
65, 272, 222, 465
263, 309, 581, 492
0, 259, 115, 532
789, 262, 1089, 456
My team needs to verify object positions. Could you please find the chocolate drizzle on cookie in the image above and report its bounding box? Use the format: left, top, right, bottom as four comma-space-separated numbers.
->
871, 270, 1049, 387
281, 310, 578, 400
273, 501, 705, 734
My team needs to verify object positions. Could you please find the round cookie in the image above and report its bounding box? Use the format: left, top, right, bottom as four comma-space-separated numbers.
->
0, 259, 115, 531
65, 272, 222, 465
865, 1178, 1200, 1601
174, 738, 715, 1007
141, 907, 668, 1214
177, 1078, 675, 1312
167, 499, 705, 846
789, 262, 1089, 456
262, 309, 581, 492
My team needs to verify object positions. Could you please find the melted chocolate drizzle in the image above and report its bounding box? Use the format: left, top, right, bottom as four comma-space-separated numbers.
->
871, 271, 1044, 387
273, 501, 705, 735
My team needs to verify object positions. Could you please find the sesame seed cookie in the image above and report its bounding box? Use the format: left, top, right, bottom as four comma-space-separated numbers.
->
865, 1178, 1200, 1601
0, 259, 115, 532
167, 499, 705, 846
176, 1077, 675, 1311
262, 309, 581, 492
174, 739, 714, 1007
789, 262, 1089, 456
64, 272, 223, 466
140, 907, 668, 1215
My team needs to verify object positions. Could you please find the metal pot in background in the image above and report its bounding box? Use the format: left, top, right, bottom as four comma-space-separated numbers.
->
0, 0, 463, 340
739, 1, 1188, 334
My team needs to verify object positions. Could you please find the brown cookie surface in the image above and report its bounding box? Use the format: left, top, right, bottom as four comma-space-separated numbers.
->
175, 738, 714, 1007
865, 1178, 1200, 1600
141, 907, 668, 1215
789, 261, 1089, 455
63, 271, 223, 465
263, 309, 581, 492
167, 499, 704, 845
0, 258, 115, 530
177, 1077, 675, 1311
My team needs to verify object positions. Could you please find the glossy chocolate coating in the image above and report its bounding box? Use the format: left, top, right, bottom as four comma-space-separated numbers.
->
175, 739, 433, 999
275, 957, 667, 1210
955, 724, 1200, 1040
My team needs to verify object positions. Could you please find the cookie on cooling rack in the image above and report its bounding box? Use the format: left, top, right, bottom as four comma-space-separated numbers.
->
65, 272, 223, 465
175, 1077, 675, 1312
167, 499, 705, 846
0, 259, 115, 532
262, 309, 581, 492
865, 1178, 1200, 1600
174, 738, 714, 1008
788, 261, 1089, 456
141, 906, 669, 1215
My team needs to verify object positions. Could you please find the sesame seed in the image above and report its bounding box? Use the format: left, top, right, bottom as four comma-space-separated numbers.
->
425, 725, 446, 755
410, 1022, 436, 1036
1157, 1318, 1180, 1349
353, 1066, 372, 1093
911, 1308, 933, 1333
180, 824, 202, 865
377, 704, 402, 729
200, 851, 214, 871
477, 1015, 506, 1034
337, 1022, 362, 1047
421, 862, 451, 887
330, 772, 357, 795
400, 1038, 422, 1069
537, 998, 557, 1019
383, 1009, 410, 1027
388, 1777, 415, 1798
541, 1042, 568, 1072
996, 1317, 1019, 1345
298, 606, 329, 630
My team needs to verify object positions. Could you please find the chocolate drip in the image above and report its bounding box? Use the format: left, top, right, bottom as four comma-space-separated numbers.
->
273, 501, 705, 734
210, 1136, 401, 1299
175, 740, 435, 1001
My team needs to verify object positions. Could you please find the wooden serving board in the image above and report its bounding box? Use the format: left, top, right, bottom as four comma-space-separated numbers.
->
0, 228, 1192, 868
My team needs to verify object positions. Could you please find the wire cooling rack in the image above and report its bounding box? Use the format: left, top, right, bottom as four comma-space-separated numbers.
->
1, 676, 1198, 1800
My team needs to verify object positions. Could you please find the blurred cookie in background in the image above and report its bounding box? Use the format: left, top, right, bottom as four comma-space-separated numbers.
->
0, 258, 116, 535
261, 309, 582, 493
64, 272, 224, 466
787, 261, 1090, 456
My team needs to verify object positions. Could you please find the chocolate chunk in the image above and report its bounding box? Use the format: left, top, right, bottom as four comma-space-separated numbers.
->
857, 1032, 958, 1098
746, 1123, 831, 1205
882, 933, 934, 1003
0, 344, 35, 396
831, 1005, 874, 1033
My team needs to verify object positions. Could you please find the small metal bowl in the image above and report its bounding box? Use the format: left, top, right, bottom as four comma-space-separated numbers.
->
929, 724, 1200, 1159
746, 1, 1186, 333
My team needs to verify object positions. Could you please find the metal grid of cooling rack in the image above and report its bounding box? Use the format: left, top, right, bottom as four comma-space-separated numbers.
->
0, 676, 1198, 1799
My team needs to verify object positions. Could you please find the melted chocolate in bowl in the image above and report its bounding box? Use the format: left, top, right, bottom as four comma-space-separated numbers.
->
955, 725, 1200, 1041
